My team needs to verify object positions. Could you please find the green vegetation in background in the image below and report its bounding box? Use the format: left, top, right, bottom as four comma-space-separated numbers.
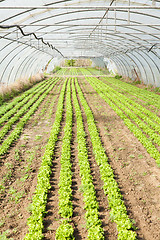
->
115, 74, 122, 79
65, 59, 76, 67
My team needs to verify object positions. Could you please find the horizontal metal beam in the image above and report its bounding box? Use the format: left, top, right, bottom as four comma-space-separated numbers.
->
2, 31, 160, 35
29, 39, 160, 42
0, 6, 160, 9
1, 24, 160, 27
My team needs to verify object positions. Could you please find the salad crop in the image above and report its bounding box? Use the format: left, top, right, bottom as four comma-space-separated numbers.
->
24, 79, 67, 240
75, 78, 137, 239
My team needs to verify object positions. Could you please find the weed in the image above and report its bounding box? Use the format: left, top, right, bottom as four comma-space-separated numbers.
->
24, 164, 32, 173
14, 191, 25, 203
9, 187, 24, 203
0, 230, 13, 240
20, 144, 26, 148
14, 149, 21, 161
118, 147, 125, 151
141, 199, 146, 204
20, 174, 29, 182
4, 162, 13, 169
115, 74, 122, 79
4, 163, 13, 180
142, 171, 147, 176
35, 135, 42, 140
23, 136, 28, 141
138, 154, 144, 159
0, 219, 5, 227
121, 161, 129, 168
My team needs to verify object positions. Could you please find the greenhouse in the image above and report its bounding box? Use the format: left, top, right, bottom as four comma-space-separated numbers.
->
0, 1, 160, 240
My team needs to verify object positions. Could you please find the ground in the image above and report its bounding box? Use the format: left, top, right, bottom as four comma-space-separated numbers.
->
0, 74, 160, 240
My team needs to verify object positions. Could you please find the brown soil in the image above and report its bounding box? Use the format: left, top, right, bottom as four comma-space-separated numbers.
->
0, 74, 160, 240
79, 76, 160, 240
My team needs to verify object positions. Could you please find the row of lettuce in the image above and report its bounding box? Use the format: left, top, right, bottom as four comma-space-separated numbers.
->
24, 77, 136, 239
80, 68, 160, 167
0, 78, 60, 156
82, 67, 160, 109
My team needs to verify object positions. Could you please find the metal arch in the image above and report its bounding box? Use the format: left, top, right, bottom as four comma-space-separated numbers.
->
4, 46, 33, 84
72, 34, 142, 55
16, 51, 49, 82
142, 50, 160, 77
133, 49, 156, 85
45, 26, 158, 54
0, 2, 160, 87
125, 52, 148, 84
13, 49, 46, 83
111, 55, 126, 76
115, 57, 126, 77
130, 50, 154, 85
64, 19, 159, 48
109, 51, 145, 81
0, 40, 49, 83
114, 55, 130, 77
80, 33, 137, 51
0, 35, 54, 57
0, 0, 73, 24
0, 0, 73, 55
114, 54, 134, 78
23, 54, 43, 78
120, 53, 140, 80
123, 51, 147, 80
0, 37, 60, 80
20, 8, 160, 40
29, 53, 50, 76
0, 39, 52, 83
1, 6, 160, 9
143, 51, 160, 86
2, 7, 160, 55
1, 21, 156, 60
0, 25, 64, 57
120, 51, 146, 82
14, 50, 43, 82
145, 51, 160, 86
0, 45, 28, 84
75, 36, 145, 59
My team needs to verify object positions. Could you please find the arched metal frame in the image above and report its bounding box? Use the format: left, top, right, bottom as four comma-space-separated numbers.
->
0, 0, 160, 86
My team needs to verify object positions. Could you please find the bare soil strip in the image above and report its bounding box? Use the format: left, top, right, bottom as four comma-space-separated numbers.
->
70, 110, 87, 240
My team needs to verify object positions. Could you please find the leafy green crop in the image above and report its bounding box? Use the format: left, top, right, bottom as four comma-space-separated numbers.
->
56, 78, 74, 239
24, 79, 67, 240
0, 78, 60, 156
72, 79, 104, 239
75, 77, 137, 239
87, 76, 160, 167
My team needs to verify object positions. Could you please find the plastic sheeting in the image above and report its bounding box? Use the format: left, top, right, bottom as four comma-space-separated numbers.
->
0, 0, 160, 86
